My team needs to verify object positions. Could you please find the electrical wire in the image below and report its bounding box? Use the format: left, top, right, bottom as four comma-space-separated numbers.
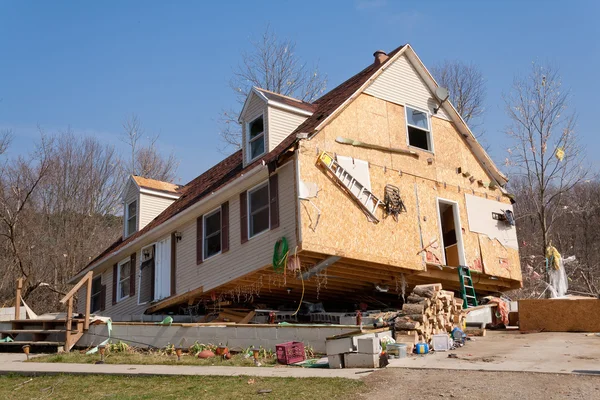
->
290, 246, 304, 316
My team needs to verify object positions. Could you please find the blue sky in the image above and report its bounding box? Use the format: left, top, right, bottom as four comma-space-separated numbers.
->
1, 0, 598, 183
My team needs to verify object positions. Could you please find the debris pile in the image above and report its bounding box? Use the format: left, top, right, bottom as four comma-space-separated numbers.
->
394, 283, 467, 350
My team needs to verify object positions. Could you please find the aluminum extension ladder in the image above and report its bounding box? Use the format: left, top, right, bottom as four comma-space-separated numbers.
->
317, 151, 382, 222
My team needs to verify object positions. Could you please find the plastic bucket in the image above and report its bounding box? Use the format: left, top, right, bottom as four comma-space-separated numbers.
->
387, 343, 407, 358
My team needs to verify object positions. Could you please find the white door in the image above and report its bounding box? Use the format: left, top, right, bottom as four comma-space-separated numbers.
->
154, 236, 171, 301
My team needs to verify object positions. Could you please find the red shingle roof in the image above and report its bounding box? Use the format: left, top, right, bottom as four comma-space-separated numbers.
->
77, 46, 405, 275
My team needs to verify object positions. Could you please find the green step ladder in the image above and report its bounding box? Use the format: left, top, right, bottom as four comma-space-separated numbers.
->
458, 266, 478, 309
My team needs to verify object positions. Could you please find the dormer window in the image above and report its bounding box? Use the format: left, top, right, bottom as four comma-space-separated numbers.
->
248, 115, 265, 161
126, 200, 137, 236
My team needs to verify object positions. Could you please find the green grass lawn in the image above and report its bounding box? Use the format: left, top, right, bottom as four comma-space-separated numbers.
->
31, 351, 278, 367
0, 374, 364, 399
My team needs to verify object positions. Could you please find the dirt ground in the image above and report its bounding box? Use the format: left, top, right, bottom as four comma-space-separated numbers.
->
357, 368, 600, 400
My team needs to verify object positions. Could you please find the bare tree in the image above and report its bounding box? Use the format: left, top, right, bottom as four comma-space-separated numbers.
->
431, 61, 486, 127
0, 131, 124, 313
219, 26, 327, 150
121, 114, 179, 182
505, 63, 589, 288
0, 129, 12, 155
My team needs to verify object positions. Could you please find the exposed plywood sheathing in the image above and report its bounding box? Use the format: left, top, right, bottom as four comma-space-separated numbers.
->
298, 94, 517, 287
519, 299, 600, 332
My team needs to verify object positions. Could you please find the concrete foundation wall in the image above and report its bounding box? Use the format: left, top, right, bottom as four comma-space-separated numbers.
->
78, 323, 359, 353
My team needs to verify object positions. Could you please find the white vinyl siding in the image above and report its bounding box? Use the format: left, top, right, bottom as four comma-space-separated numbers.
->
267, 106, 307, 152
86, 162, 297, 319
364, 54, 451, 120
139, 193, 176, 230
176, 161, 297, 295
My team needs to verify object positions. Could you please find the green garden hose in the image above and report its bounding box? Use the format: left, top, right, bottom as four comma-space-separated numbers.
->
273, 237, 289, 274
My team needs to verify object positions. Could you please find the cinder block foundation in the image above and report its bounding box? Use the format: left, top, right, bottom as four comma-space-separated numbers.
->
344, 352, 379, 368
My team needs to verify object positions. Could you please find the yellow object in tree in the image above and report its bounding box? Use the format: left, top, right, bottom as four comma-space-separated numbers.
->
555, 147, 565, 161
546, 245, 562, 270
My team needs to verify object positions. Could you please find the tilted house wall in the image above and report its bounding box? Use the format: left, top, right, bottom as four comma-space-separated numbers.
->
296, 52, 521, 292
74, 44, 522, 318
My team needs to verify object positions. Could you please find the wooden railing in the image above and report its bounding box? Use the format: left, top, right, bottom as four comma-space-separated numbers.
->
59, 271, 94, 351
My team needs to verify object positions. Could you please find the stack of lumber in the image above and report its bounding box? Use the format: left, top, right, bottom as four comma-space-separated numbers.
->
394, 283, 466, 345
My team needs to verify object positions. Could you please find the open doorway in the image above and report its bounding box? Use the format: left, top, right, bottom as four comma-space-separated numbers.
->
437, 199, 466, 267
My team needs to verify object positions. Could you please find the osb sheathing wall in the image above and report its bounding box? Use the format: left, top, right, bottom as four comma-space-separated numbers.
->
298, 93, 521, 283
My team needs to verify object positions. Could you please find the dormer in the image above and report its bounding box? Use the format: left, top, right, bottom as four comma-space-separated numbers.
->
122, 176, 181, 238
239, 87, 315, 166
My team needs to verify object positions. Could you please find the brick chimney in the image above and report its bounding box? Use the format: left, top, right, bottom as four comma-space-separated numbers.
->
373, 50, 388, 65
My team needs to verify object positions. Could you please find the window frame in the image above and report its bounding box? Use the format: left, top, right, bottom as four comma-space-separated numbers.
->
125, 199, 138, 237
116, 257, 131, 302
90, 275, 102, 313
246, 114, 266, 163
137, 243, 155, 305
203, 206, 222, 261
247, 181, 270, 239
405, 105, 434, 153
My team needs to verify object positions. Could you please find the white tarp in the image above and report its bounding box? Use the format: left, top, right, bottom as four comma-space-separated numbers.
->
465, 194, 518, 249
336, 156, 371, 191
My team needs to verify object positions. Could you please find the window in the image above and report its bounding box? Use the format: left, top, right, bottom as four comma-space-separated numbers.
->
248, 115, 265, 161
126, 200, 137, 236
406, 106, 432, 151
203, 207, 222, 260
90, 276, 102, 313
248, 182, 270, 238
117, 259, 131, 301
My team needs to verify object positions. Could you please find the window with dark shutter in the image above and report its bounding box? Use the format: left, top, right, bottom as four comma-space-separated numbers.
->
248, 182, 270, 238
90, 276, 102, 313
129, 253, 136, 297
203, 207, 222, 260
221, 201, 229, 253
196, 216, 203, 264
240, 192, 248, 243
100, 284, 106, 311
112, 264, 117, 305
269, 174, 279, 229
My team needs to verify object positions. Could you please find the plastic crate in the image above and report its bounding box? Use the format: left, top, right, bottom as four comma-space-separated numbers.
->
276, 341, 306, 365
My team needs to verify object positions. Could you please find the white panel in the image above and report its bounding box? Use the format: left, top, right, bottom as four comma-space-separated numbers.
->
336, 156, 371, 191
364, 54, 451, 120
139, 193, 175, 230
465, 194, 518, 249
268, 106, 307, 152
154, 236, 171, 301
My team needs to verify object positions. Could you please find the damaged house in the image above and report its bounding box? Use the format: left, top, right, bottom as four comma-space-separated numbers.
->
69, 44, 522, 320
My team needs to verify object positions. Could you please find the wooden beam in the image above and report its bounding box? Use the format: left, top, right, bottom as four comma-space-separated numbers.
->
146, 286, 204, 314
15, 278, 22, 321
301, 256, 341, 279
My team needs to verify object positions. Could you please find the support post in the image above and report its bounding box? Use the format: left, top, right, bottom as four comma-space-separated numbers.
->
84, 276, 92, 330
15, 278, 23, 320
65, 297, 73, 352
